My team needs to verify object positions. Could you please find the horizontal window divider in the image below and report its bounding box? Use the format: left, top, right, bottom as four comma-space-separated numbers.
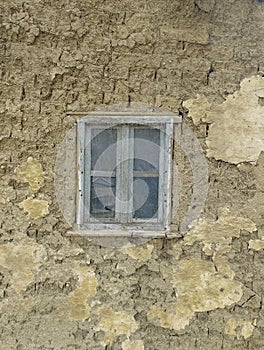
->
91, 170, 116, 177
90, 209, 115, 213
133, 171, 159, 177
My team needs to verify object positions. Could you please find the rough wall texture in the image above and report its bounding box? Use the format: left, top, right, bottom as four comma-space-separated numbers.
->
1, 0, 264, 349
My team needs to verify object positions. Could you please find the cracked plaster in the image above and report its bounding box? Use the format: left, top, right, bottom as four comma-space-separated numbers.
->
184, 76, 264, 164
1, 0, 264, 348
148, 210, 257, 331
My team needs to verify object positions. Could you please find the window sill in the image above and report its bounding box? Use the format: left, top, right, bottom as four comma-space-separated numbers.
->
66, 227, 182, 238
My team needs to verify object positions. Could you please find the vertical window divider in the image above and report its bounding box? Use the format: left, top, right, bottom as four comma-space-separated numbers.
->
83, 124, 91, 223
127, 126, 134, 223
158, 126, 165, 224
115, 126, 123, 222
116, 125, 134, 223
76, 119, 85, 226
165, 119, 174, 229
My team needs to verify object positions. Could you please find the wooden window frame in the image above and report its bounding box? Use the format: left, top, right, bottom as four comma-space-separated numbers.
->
75, 112, 181, 237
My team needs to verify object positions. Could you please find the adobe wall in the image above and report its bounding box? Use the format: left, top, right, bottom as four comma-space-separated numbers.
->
0, 1, 264, 349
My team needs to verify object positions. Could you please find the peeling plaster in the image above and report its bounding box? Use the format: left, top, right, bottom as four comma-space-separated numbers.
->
122, 339, 144, 350
183, 94, 211, 125
184, 209, 256, 281
149, 259, 243, 331
95, 307, 138, 346
225, 318, 256, 339
67, 263, 98, 320
0, 237, 46, 292
206, 76, 264, 164
148, 209, 256, 331
241, 292, 261, 309
184, 208, 256, 257
185, 76, 264, 164
15, 157, 44, 193
123, 244, 154, 261
248, 239, 264, 251
1, 0, 264, 348
0, 242, 99, 349
19, 198, 49, 219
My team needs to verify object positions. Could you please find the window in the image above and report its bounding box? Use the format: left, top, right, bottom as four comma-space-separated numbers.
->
76, 113, 181, 236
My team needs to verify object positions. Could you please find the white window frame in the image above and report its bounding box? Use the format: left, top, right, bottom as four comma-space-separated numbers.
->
75, 112, 181, 237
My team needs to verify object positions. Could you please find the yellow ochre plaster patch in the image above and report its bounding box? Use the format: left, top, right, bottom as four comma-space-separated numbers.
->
149, 259, 243, 331
248, 239, 264, 251
148, 209, 256, 331
95, 307, 138, 346
184, 76, 264, 164
67, 263, 98, 320
19, 198, 49, 219
122, 339, 144, 350
184, 208, 256, 253
0, 238, 46, 292
225, 318, 256, 339
183, 94, 211, 125
15, 157, 44, 193
123, 244, 154, 261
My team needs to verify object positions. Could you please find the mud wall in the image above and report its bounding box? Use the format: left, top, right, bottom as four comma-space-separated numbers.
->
0, 0, 264, 349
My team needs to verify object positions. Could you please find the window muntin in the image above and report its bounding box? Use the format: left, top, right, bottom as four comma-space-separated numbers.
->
76, 115, 177, 232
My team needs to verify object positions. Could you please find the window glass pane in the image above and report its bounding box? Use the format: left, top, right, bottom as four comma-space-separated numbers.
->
91, 129, 117, 171
90, 176, 116, 218
133, 177, 159, 219
134, 128, 160, 171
